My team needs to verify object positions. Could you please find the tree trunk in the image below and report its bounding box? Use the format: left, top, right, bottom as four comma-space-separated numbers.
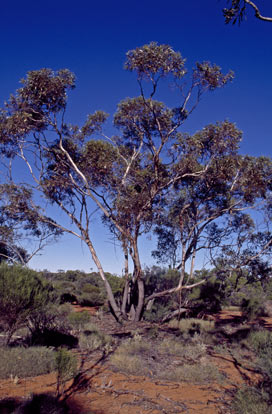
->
131, 240, 145, 322
121, 243, 129, 318
121, 280, 129, 318
85, 237, 122, 322
135, 278, 144, 321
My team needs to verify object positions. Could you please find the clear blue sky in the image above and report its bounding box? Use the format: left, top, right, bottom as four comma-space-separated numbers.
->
1, 0, 271, 274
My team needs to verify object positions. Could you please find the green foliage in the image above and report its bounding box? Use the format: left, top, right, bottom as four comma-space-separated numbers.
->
27, 303, 72, 339
125, 42, 186, 80
0, 264, 54, 344
159, 338, 206, 361
188, 274, 225, 314
111, 332, 224, 384
247, 330, 272, 379
168, 318, 215, 335
231, 386, 270, 414
0, 346, 55, 379
144, 302, 171, 322
162, 363, 224, 384
68, 311, 90, 331
79, 328, 113, 352
55, 348, 78, 396
44, 269, 123, 307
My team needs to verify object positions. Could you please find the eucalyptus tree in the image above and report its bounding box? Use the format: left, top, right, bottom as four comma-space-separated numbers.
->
0, 42, 260, 322
150, 145, 272, 307
222, 0, 272, 24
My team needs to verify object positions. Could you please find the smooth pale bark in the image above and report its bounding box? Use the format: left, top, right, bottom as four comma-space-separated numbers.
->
85, 237, 122, 321
121, 245, 129, 318
135, 278, 145, 321
131, 239, 145, 321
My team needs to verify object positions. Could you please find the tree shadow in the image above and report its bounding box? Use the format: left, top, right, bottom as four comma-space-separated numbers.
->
0, 397, 21, 414
29, 328, 78, 348
0, 393, 69, 414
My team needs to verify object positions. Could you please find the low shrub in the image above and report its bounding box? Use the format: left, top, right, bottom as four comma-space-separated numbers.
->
241, 296, 265, 321
28, 303, 72, 341
110, 335, 153, 376
111, 353, 149, 376
68, 311, 90, 331
0, 264, 54, 344
159, 338, 206, 362
247, 330, 272, 355
246, 330, 272, 381
0, 346, 55, 379
231, 386, 270, 414
79, 329, 113, 352
55, 348, 78, 396
144, 302, 171, 322
168, 318, 214, 335
78, 284, 105, 306
161, 362, 224, 384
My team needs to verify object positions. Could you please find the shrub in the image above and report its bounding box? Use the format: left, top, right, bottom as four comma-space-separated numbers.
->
241, 296, 265, 321
0, 264, 54, 344
79, 329, 113, 352
110, 335, 152, 376
111, 353, 148, 376
78, 284, 105, 306
55, 348, 78, 396
247, 330, 272, 381
168, 318, 214, 335
231, 386, 270, 414
28, 303, 72, 340
144, 302, 171, 322
0, 346, 55, 379
247, 330, 272, 355
68, 311, 90, 331
159, 338, 206, 362
161, 363, 224, 384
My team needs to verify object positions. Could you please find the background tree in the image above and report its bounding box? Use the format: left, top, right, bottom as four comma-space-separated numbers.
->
149, 135, 272, 315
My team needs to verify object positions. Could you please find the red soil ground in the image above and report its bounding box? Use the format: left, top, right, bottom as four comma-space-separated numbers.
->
0, 309, 271, 414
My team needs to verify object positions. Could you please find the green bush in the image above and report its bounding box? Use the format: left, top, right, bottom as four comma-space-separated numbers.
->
144, 302, 171, 322
159, 338, 206, 361
168, 318, 215, 335
231, 386, 270, 414
162, 362, 224, 384
79, 329, 113, 352
28, 303, 72, 337
78, 284, 104, 306
0, 264, 54, 344
0, 346, 56, 379
247, 330, 272, 381
241, 296, 265, 321
55, 348, 78, 396
68, 311, 90, 331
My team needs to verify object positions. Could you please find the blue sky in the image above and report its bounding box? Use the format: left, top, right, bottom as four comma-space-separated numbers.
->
1, 0, 272, 274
